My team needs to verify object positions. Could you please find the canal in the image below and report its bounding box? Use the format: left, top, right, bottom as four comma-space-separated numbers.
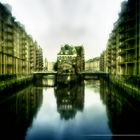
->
0, 77, 140, 140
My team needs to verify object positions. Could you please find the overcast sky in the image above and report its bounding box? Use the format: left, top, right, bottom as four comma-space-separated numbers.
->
1, 0, 124, 61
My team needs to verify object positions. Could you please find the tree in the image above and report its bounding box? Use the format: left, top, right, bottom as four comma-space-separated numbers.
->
53, 62, 58, 71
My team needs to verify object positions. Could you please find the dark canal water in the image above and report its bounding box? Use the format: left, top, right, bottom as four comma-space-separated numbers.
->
0, 78, 140, 140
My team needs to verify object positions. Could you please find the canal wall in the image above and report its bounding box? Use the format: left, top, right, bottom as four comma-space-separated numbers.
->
109, 75, 140, 96
0, 75, 33, 93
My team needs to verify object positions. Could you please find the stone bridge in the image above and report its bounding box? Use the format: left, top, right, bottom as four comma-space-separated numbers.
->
33, 70, 109, 80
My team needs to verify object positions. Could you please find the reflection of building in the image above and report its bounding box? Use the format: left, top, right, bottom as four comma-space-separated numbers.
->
57, 44, 85, 74
0, 3, 43, 74
85, 57, 100, 71
85, 80, 100, 92
0, 86, 43, 140
100, 79, 140, 134
100, 0, 140, 76
54, 82, 84, 120
34, 75, 56, 87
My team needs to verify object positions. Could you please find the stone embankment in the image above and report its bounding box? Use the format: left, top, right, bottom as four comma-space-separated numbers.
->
0, 74, 33, 93
109, 75, 140, 97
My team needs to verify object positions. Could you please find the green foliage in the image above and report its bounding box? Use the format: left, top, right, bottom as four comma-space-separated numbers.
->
53, 62, 58, 71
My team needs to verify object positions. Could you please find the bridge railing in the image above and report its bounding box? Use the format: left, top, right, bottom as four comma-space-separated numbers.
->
32, 70, 109, 75
33, 70, 57, 74
80, 70, 108, 74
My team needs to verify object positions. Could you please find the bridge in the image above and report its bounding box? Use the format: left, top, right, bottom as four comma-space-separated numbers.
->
33, 71, 57, 75
32, 71, 57, 80
80, 71, 108, 76
80, 71, 109, 79
33, 70, 109, 79
33, 70, 108, 75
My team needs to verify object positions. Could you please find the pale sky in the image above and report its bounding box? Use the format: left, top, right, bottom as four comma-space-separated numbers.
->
1, 0, 124, 61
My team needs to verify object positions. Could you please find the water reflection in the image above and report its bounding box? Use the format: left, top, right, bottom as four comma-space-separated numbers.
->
100, 79, 140, 135
0, 86, 43, 140
25, 79, 111, 140
42, 76, 56, 87
85, 80, 100, 93
1, 77, 140, 139
33, 75, 56, 87
54, 81, 84, 120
